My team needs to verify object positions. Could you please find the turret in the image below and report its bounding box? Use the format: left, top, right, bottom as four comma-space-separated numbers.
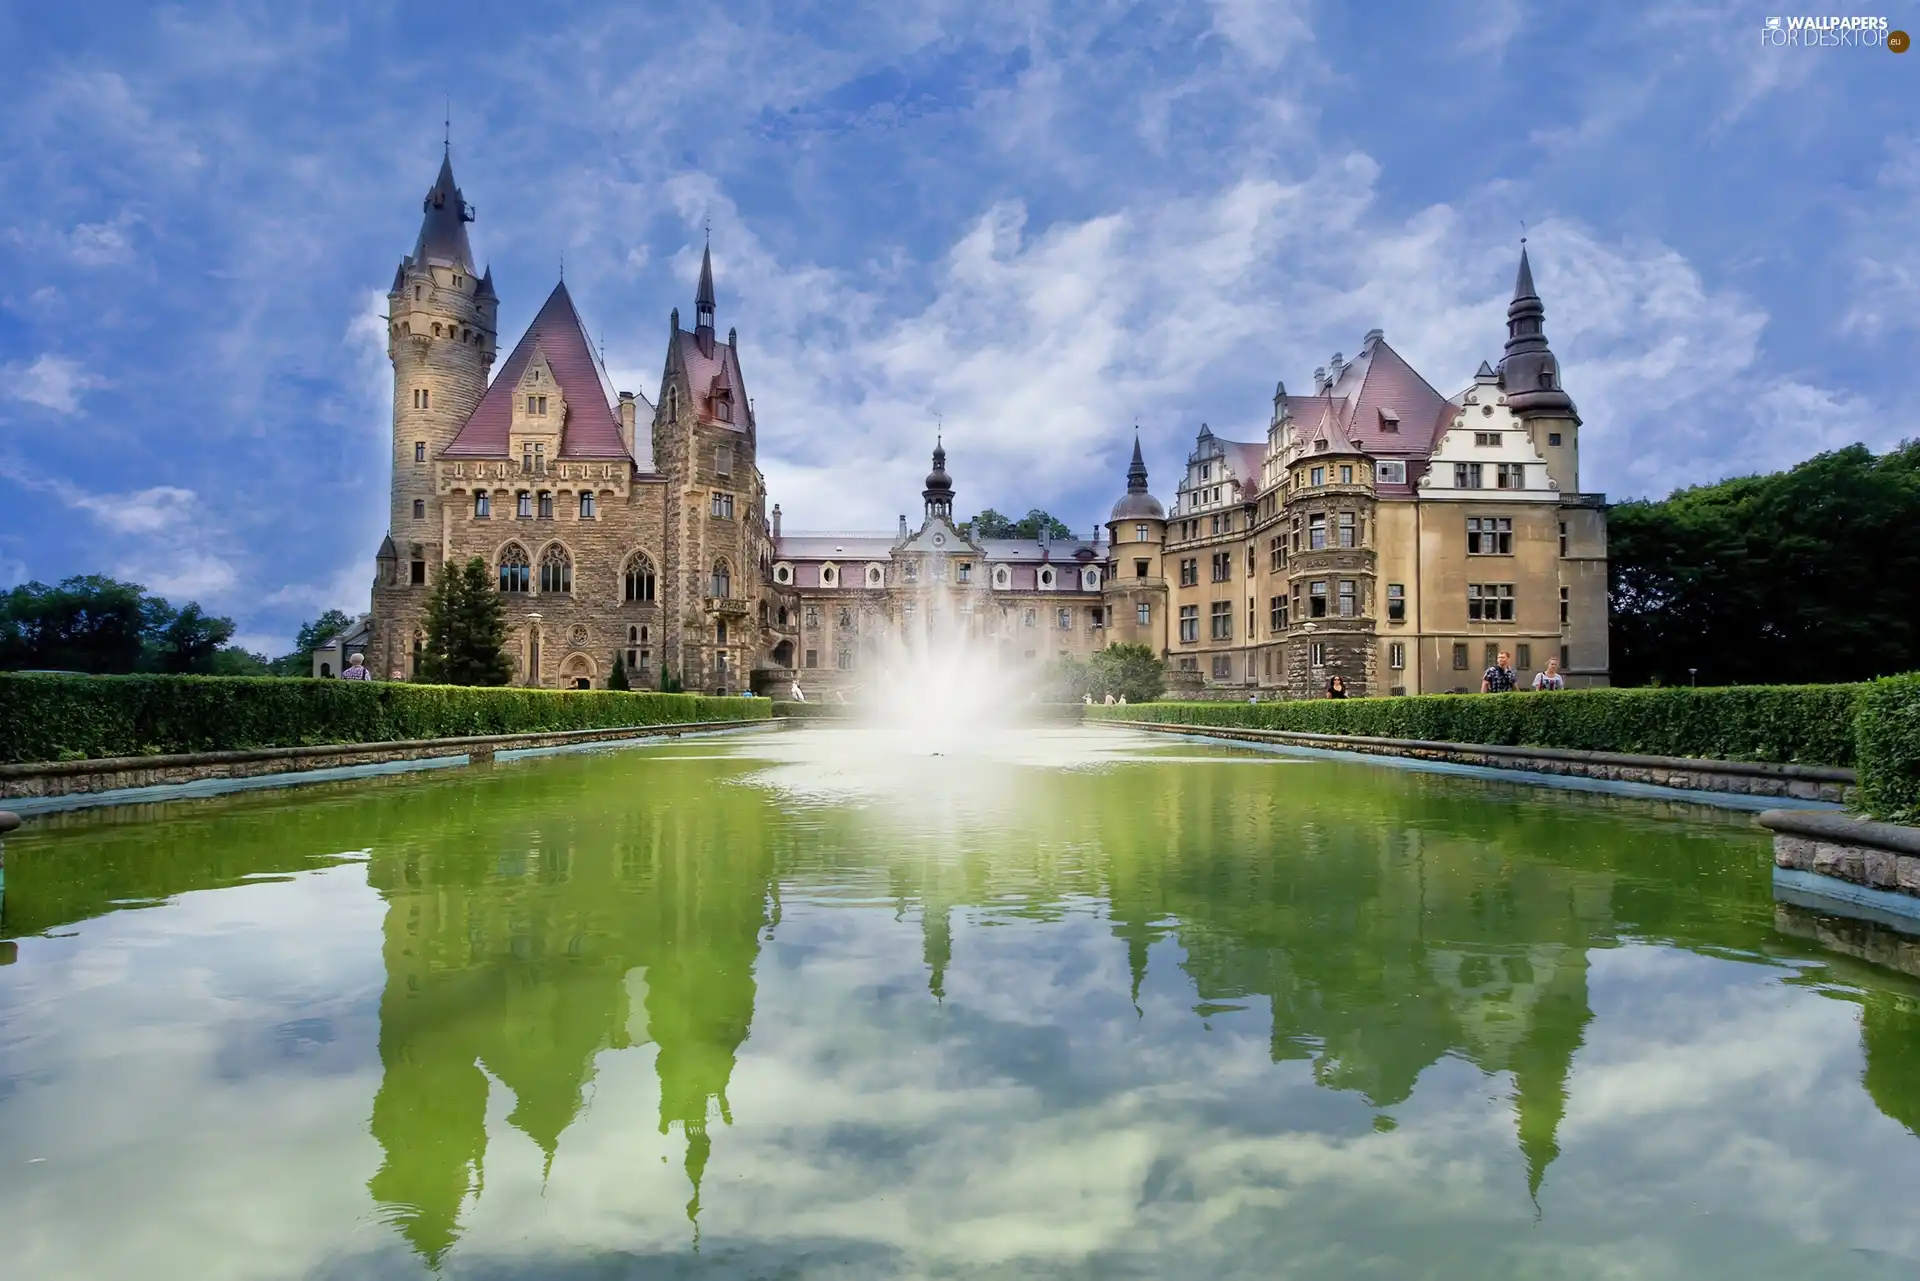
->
1495, 244, 1580, 492
922, 436, 954, 520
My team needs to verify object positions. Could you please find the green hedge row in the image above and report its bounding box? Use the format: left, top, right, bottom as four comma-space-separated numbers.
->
1856, 674, 1920, 823
0, 673, 771, 764
1087, 683, 1864, 768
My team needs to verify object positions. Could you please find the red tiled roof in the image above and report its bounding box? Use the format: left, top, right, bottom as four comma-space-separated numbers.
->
442, 281, 632, 462
675, 330, 751, 432
1328, 338, 1451, 457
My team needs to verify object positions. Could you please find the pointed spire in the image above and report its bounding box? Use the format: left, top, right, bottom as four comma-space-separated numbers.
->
1126, 435, 1149, 493
693, 238, 717, 357
1497, 242, 1575, 417
475, 264, 496, 301
413, 151, 476, 272
923, 433, 954, 519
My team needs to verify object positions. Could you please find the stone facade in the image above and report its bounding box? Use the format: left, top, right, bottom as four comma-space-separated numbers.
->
363, 157, 1608, 699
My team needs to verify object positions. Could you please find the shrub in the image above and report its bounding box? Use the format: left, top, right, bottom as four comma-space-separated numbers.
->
0, 673, 770, 764
1856, 673, 1920, 822
1086, 683, 1863, 767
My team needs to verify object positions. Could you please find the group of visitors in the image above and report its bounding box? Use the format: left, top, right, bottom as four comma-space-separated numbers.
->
1081, 692, 1129, 705
1482, 651, 1566, 693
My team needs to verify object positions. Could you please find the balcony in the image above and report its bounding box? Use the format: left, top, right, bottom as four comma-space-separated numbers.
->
707, 596, 749, 617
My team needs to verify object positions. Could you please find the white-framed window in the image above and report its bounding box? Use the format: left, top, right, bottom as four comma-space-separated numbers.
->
1135, 522, 1149, 541
711, 492, 734, 520
1057, 608, 1071, 630
1496, 463, 1525, 489
1377, 460, 1407, 484
821, 563, 838, 587
1454, 462, 1485, 489
957, 562, 971, 583
774, 563, 792, 585
1310, 641, 1327, 667
868, 564, 884, 587
1081, 568, 1100, 591
1038, 567, 1055, 589
1137, 602, 1151, 626
1389, 641, 1406, 670
993, 565, 1011, 589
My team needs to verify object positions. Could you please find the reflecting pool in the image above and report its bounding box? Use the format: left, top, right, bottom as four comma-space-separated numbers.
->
3, 724, 1919, 1279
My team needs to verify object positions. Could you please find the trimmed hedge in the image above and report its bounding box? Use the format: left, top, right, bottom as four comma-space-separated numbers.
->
0, 673, 770, 764
1856, 674, 1920, 823
1087, 684, 1863, 767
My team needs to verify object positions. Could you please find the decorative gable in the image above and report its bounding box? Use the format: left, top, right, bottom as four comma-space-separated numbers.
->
508, 348, 566, 471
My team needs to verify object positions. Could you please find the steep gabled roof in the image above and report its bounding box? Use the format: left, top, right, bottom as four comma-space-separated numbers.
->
1323, 337, 1452, 457
672, 330, 752, 433
443, 281, 633, 463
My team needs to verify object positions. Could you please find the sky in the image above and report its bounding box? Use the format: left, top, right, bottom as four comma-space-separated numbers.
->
0, 1, 1914, 655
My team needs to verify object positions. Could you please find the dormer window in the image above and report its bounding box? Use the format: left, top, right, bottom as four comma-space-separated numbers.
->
1039, 567, 1055, 589
715, 400, 732, 423
993, 565, 1011, 590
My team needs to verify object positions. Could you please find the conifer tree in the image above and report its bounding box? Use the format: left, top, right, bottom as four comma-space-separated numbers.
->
608, 654, 631, 690
419, 558, 513, 686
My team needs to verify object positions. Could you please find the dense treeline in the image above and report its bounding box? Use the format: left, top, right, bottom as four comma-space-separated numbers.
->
0, 575, 267, 675
1608, 441, 1920, 686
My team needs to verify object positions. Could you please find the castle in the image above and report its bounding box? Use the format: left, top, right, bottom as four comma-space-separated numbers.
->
366, 152, 1609, 698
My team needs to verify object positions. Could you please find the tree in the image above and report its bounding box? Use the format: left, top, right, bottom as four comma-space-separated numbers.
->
1089, 643, 1165, 703
0, 576, 151, 672
418, 557, 513, 686
209, 647, 272, 676
962, 508, 1075, 540
268, 609, 356, 675
607, 654, 631, 690
154, 602, 236, 673
1609, 440, 1920, 686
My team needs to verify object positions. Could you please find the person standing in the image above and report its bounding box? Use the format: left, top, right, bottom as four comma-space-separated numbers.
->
340, 652, 373, 681
1532, 657, 1566, 690
1325, 675, 1347, 699
1482, 651, 1517, 693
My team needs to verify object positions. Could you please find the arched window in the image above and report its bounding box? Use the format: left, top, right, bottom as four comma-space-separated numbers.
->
499, 544, 530, 593
867, 564, 884, 587
623, 553, 656, 602
475, 491, 491, 518
540, 544, 572, 594
710, 560, 732, 599
993, 565, 1011, 589
628, 625, 639, 644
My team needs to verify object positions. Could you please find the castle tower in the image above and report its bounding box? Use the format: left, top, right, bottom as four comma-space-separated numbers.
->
375, 149, 499, 675
1104, 434, 1168, 653
1496, 245, 1579, 494
921, 436, 954, 521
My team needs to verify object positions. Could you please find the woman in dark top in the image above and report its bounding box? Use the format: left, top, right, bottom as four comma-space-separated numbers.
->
1326, 675, 1347, 699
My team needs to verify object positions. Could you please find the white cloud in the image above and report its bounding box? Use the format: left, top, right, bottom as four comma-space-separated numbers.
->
64, 483, 196, 535
7, 354, 105, 414
68, 211, 139, 267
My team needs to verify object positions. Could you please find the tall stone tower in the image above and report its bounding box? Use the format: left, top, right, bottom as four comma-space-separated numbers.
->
373, 150, 498, 675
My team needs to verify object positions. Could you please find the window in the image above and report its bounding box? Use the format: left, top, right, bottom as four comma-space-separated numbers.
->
624, 554, 656, 602
1136, 523, 1149, 542
580, 492, 596, 519
1090, 607, 1105, 627
412, 389, 429, 410
1308, 514, 1327, 550
539, 545, 572, 594
1339, 464, 1353, 484
715, 444, 733, 476
1496, 463, 1525, 489
525, 394, 548, 416
1082, 568, 1101, 591
1338, 580, 1357, 617
1548, 432, 1563, 446
1211, 551, 1231, 582
1210, 514, 1222, 536
1453, 643, 1469, 670
1561, 644, 1571, 670
1475, 431, 1501, 447
405, 498, 422, 521
522, 447, 534, 474
711, 492, 734, 520
1309, 581, 1328, 617
1137, 602, 1151, 626
1210, 600, 1232, 640
805, 649, 819, 668
414, 285, 422, 301
410, 558, 427, 585
1310, 642, 1326, 668
1310, 466, 1325, 486
474, 491, 491, 519
517, 491, 532, 518
1467, 583, 1515, 621
1269, 537, 1284, 572
1377, 460, 1407, 484
1269, 594, 1287, 632
1560, 585, 1570, 627
1179, 558, 1198, 586
1289, 518, 1301, 553
993, 565, 1010, 589
1485, 642, 1500, 668
710, 561, 732, 599
1559, 522, 1568, 557
956, 562, 971, 584
1466, 517, 1513, 555
822, 565, 838, 587
498, 545, 530, 593
1389, 641, 1405, 670
837, 648, 854, 671
1387, 583, 1405, 622
1039, 568, 1055, 589
1212, 654, 1232, 680
1454, 462, 1485, 489
1057, 608, 1072, 630
902, 562, 918, 586
1179, 604, 1199, 643
1134, 558, 1149, 580
717, 620, 728, 645
537, 491, 554, 519
1338, 511, 1357, 548
414, 440, 427, 462
1516, 643, 1532, 669
1201, 463, 1211, 480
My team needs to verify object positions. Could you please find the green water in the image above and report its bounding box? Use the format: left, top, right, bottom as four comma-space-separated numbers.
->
2, 724, 1919, 1279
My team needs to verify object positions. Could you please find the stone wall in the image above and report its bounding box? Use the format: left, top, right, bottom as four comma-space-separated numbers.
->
1762, 809, 1920, 899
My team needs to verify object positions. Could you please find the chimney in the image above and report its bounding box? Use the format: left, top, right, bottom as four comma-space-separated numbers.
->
1328, 352, 1345, 381
1040, 523, 1052, 548
617, 392, 637, 455
898, 513, 908, 538
771, 503, 782, 540
1363, 328, 1383, 348
1313, 366, 1328, 392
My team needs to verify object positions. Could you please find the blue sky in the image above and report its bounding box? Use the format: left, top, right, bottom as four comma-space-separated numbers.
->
0, 1, 1914, 654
